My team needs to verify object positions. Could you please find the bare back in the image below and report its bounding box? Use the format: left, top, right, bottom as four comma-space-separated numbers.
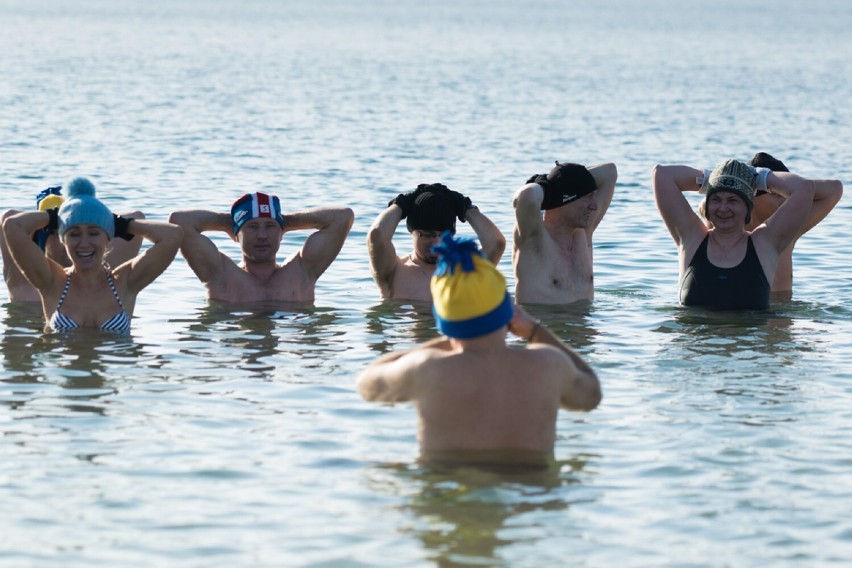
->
412, 347, 568, 457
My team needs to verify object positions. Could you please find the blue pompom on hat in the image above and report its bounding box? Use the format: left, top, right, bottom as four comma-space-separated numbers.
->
430, 232, 513, 339
58, 177, 115, 239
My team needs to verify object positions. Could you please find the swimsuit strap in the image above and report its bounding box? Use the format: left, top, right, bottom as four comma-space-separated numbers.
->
104, 266, 126, 311
55, 273, 72, 312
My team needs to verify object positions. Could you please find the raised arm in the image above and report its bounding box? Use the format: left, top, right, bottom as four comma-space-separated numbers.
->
168, 209, 234, 285
465, 207, 506, 265
116, 219, 183, 294
586, 162, 618, 234
507, 304, 601, 411
1, 209, 29, 291
752, 172, 815, 253
651, 164, 708, 247
367, 204, 405, 297
105, 210, 145, 266
357, 337, 451, 402
285, 207, 354, 282
799, 179, 843, 235
1, 210, 65, 292
513, 182, 546, 245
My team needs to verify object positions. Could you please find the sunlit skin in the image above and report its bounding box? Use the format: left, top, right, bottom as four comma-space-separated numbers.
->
512, 162, 617, 305
410, 229, 443, 266
367, 201, 506, 302
61, 224, 110, 271
544, 191, 599, 230
237, 218, 284, 266
44, 234, 72, 267
705, 191, 749, 231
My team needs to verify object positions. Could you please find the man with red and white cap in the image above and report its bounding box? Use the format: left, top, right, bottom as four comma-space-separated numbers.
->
169, 192, 353, 303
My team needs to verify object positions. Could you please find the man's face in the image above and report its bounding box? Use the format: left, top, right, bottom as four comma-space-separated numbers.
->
560, 191, 598, 228
238, 218, 283, 263
411, 230, 444, 264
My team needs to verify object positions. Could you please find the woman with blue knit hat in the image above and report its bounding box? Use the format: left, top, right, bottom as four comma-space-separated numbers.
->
1, 185, 146, 302
653, 159, 817, 310
2, 177, 182, 332
358, 232, 601, 468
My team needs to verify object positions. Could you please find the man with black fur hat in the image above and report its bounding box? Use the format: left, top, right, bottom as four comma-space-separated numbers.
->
513, 161, 617, 304
368, 183, 505, 301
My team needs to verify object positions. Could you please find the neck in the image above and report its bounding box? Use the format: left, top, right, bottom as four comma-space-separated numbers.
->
543, 210, 579, 235
450, 327, 507, 352
709, 227, 748, 244
409, 253, 436, 272
69, 263, 107, 286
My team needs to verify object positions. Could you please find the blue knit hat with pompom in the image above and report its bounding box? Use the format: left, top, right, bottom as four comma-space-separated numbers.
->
58, 177, 114, 239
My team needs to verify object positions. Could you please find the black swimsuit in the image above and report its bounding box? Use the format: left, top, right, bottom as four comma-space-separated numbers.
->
680, 235, 770, 310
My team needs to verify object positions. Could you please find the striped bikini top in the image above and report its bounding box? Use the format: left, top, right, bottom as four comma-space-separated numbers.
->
49, 268, 131, 333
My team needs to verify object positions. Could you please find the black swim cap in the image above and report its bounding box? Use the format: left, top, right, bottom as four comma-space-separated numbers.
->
749, 152, 789, 173
406, 184, 457, 233
539, 162, 597, 210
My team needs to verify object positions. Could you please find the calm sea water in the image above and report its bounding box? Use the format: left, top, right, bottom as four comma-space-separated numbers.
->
1, 0, 851, 565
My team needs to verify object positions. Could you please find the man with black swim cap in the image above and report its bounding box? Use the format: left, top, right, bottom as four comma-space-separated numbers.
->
513, 161, 618, 304
368, 182, 505, 301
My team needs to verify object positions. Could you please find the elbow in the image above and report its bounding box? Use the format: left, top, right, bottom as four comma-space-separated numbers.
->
341, 207, 355, 230
566, 372, 602, 412
357, 374, 382, 402
586, 380, 603, 411
367, 221, 391, 249
490, 233, 507, 261
601, 162, 618, 185
513, 184, 542, 210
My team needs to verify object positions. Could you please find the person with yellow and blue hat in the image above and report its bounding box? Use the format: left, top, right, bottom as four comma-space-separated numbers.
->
358, 232, 601, 468
1, 183, 145, 303
368, 183, 506, 302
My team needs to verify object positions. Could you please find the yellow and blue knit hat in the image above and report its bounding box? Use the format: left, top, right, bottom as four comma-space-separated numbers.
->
33, 186, 64, 251
430, 232, 513, 339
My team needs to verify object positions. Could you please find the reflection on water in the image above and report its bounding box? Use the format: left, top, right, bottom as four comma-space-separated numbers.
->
522, 302, 599, 351
364, 301, 439, 355
0, 303, 158, 414
370, 456, 593, 566
172, 302, 351, 382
